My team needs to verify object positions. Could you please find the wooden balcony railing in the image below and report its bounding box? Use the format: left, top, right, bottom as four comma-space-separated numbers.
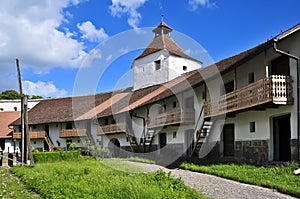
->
204, 75, 293, 118
59, 129, 87, 138
13, 131, 46, 139
148, 109, 195, 129
97, 123, 127, 135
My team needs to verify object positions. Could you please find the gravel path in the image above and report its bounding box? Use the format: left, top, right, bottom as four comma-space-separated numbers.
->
127, 161, 296, 199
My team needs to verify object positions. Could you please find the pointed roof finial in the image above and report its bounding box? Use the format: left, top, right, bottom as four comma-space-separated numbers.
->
161, 14, 164, 22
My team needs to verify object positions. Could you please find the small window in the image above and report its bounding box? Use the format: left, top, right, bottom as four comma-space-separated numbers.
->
77, 140, 80, 143
173, 131, 177, 138
183, 66, 187, 71
126, 137, 129, 142
248, 72, 255, 84
155, 60, 161, 70
0, 108, 3, 111
14, 107, 17, 111
250, 122, 255, 133
66, 123, 73, 130
173, 101, 177, 108
33, 141, 36, 144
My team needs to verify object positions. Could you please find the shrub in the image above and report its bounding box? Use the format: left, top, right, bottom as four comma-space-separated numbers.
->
33, 152, 61, 163
33, 151, 81, 163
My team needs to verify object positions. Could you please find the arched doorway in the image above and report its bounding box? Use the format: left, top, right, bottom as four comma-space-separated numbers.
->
108, 138, 120, 157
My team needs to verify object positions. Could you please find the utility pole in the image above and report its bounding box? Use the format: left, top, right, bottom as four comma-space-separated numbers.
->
16, 59, 34, 166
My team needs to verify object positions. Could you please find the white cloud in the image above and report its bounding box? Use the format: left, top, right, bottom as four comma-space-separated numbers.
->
23, 80, 68, 98
188, 0, 214, 10
0, 0, 87, 72
77, 21, 108, 42
109, 0, 147, 29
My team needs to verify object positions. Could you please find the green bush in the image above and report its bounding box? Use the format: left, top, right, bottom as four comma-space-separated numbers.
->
61, 151, 81, 161
33, 152, 61, 163
33, 151, 81, 163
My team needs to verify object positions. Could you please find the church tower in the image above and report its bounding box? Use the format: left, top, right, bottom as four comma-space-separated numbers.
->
132, 19, 202, 90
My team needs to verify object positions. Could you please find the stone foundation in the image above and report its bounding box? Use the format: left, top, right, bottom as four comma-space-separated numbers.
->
235, 140, 269, 165
290, 139, 298, 161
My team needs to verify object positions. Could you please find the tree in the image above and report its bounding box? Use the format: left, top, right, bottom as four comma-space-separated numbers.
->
31, 95, 43, 99
0, 90, 21, 99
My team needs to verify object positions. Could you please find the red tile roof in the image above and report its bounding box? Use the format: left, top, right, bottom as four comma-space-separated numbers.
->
11, 22, 300, 126
134, 35, 202, 63
0, 111, 20, 138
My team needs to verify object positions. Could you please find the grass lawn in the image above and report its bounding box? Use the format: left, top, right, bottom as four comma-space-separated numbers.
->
0, 167, 39, 199
180, 162, 300, 197
9, 158, 205, 199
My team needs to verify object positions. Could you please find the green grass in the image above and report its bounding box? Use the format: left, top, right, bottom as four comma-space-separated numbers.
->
115, 156, 156, 164
180, 162, 300, 197
10, 159, 205, 199
0, 167, 39, 198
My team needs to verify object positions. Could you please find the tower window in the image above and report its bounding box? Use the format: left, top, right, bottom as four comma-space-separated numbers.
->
183, 66, 187, 71
155, 60, 161, 70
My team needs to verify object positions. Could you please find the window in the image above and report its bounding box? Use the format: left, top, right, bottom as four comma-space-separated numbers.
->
250, 122, 255, 133
173, 101, 177, 108
0, 108, 3, 111
173, 132, 177, 138
183, 66, 187, 71
66, 123, 73, 129
77, 140, 80, 143
14, 107, 17, 111
155, 60, 161, 70
248, 72, 255, 84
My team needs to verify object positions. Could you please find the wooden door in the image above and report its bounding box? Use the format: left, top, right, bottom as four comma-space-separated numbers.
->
223, 124, 234, 156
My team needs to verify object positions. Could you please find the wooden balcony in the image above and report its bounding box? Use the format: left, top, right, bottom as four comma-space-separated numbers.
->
59, 129, 87, 138
13, 131, 46, 139
148, 109, 195, 129
97, 123, 127, 135
204, 75, 293, 118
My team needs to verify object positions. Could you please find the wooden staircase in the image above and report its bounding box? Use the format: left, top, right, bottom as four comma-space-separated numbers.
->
142, 129, 155, 152
191, 106, 214, 156
45, 133, 55, 152
126, 128, 138, 152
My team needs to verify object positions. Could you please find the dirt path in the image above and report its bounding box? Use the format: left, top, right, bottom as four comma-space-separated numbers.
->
127, 161, 296, 199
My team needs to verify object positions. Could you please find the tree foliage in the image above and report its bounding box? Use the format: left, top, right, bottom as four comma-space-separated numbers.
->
0, 90, 20, 99
0, 90, 43, 99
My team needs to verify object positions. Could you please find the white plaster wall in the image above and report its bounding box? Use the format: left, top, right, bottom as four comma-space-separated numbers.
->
133, 50, 169, 90
168, 56, 201, 81
0, 99, 40, 112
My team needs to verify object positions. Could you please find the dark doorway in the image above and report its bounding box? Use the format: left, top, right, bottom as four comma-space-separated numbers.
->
44, 125, 50, 151
221, 80, 235, 96
223, 124, 235, 156
159, 133, 167, 149
273, 114, 291, 161
108, 138, 120, 157
0, 140, 5, 151
185, 130, 194, 156
66, 140, 72, 150
271, 55, 290, 76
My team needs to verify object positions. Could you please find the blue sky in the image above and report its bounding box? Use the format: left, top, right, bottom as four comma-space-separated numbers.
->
0, 0, 299, 97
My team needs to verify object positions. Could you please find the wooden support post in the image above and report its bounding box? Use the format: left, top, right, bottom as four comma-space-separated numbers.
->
16, 59, 34, 166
